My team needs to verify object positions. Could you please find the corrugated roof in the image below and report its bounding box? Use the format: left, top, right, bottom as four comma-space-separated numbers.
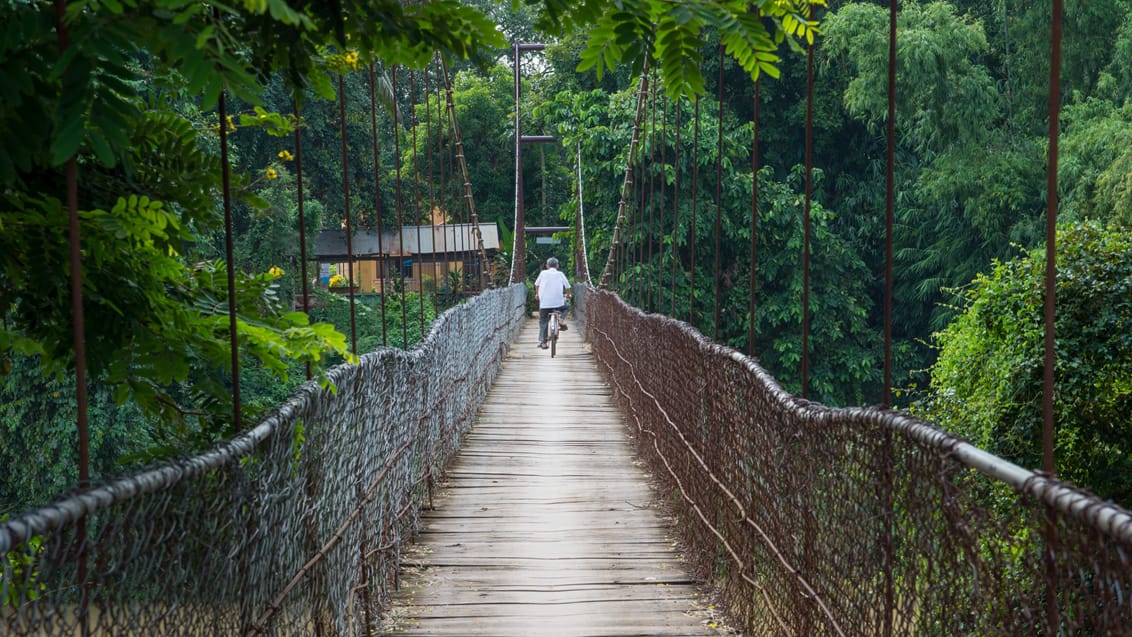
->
314, 223, 500, 259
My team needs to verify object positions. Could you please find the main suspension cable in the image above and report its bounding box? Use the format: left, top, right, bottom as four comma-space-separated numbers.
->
598, 68, 650, 288
440, 59, 493, 290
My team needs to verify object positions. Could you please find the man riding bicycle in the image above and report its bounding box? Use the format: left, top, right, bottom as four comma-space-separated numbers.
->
534, 257, 571, 350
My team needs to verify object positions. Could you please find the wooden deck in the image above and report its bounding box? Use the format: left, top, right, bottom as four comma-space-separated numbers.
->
380, 318, 734, 636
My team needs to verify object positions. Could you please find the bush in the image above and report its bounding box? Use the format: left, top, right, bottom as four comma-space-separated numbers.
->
924, 221, 1132, 505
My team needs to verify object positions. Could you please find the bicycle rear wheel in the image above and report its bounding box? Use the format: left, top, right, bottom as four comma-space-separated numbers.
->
548, 312, 559, 358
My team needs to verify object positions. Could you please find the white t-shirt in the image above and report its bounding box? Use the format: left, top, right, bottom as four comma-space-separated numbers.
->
535, 268, 570, 308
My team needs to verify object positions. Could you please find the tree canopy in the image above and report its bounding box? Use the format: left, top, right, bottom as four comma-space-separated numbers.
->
3, 0, 1132, 512
923, 222, 1132, 505
0, 0, 827, 511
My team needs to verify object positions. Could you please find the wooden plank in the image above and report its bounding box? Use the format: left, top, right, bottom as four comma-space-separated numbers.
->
379, 319, 735, 636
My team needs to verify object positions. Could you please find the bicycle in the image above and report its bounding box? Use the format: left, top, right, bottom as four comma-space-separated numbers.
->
547, 309, 561, 358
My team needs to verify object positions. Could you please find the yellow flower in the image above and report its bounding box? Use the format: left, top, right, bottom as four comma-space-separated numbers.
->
329, 274, 349, 288
268, 266, 284, 278
265, 167, 279, 179
278, 150, 294, 162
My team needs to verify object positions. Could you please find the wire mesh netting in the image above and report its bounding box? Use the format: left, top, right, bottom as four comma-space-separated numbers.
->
582, 286, 1132, 637
0, 284, 526, 637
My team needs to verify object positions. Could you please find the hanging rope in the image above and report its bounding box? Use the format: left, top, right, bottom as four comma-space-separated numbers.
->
617, 144, 644, 298
689, 95, 699, 325
652, 71, 661, 312
634, 149, 646, 304
294, 101, 314, 377
656, 94, 668, 305
54, 5, 90, 629
391, 67, 409, 347
802, 26, 815, 399
54, 3, 91, 485
1043, 0, 1064, 477
883, 6, 896, 405
410, 70, 426, 333
368, 63, 388, 346
435, 55, 453, 302
669, 98, 682, 317
440, 59, 493, 290
880, 4, 898, 635
452, 86, 468, 290
574, 142, 592, 283
598, 68, 650, 288
1043, 3, 1065, 629
424, 59, 442, 310
338, 74, 359, 354
749, 76, 760, 357
618, 152, 635, 294
713, 47, 724, 341
218, 90, 243, 433
800, 18, 819, 634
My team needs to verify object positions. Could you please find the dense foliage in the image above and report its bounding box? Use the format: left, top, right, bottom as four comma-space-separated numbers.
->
0, 0, 823, 512
923, 223, 1132, 504
1, 0, 1131, 511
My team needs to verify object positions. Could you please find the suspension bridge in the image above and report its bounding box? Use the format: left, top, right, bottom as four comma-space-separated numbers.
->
3, 17, 1132, 637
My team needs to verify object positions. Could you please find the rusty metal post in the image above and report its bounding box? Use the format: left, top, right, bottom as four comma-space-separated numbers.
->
1043, 1, 1064, 634
511, 43, 527, 284
882, 3, 899, 636
53, 2, 90, 634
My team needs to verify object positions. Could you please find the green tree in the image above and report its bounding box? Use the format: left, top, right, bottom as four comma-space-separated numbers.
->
924, 222, 1132, 505
561, 0, 823, 97
0, 355, 155, 513
0, 0, 507, 506
1060, 98, 1132, 225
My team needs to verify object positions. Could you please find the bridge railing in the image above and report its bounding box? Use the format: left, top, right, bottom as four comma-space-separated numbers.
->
0, 284, 526, 637
582, 286, 1132, 637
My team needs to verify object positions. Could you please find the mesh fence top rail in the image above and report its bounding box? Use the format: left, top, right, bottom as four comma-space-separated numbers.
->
580, 285, 1132, 637
0, 284, 526, 637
